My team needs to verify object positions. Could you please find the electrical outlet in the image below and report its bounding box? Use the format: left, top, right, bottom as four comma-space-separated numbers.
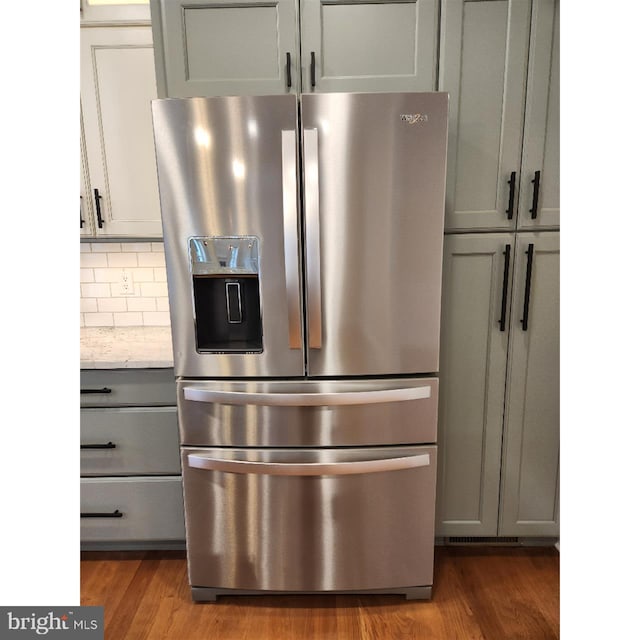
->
119, 269, 134, 296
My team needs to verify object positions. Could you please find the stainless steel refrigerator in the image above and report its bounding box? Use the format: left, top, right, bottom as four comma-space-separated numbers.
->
151, 92, 448, 601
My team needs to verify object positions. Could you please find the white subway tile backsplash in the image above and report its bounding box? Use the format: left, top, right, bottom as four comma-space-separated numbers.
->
143, 311, 171, 326
153, 267, 167, 282
140, 282, 169, 298
84, 312, 114, 327
121, 243, 151, 253
80, 253, 108, 269
80, 244, 170, 328
114, 312, 143, 327
91, 243, 122, 253
131, 268, 154, 282
97, 297, 128, 313
81, 283, 111, 298
93, 268, 122, 283
126, 297, 157, 312
107, 253, 138, 268
138, 252, 165, 268
80, 298, 98, 313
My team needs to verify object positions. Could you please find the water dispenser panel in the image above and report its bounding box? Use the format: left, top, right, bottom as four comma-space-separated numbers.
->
189, 237, 263, 353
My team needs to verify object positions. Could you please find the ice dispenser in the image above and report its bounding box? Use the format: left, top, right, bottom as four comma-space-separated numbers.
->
189, 237, 262, 353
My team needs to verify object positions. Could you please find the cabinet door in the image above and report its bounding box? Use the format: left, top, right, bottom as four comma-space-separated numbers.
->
518, 0, 560, 230
436, 234, 513, 536
300, 0, 439, 93
500, 232, 559, 536
80, 26, 162, 237
440, 0, 531, 231
80, 110, 95, 237
151, 0, 300, 97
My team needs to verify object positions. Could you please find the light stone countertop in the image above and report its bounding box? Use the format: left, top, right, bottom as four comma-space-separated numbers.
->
80, 326, 174, 369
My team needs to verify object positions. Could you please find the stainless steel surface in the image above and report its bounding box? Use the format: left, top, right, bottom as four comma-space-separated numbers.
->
301, 92, 448, 376
183, 383, 431, 406
151, 95, 304, 377
281, 129, 303, 350
178, 378, 438, 447
181, 445, 437, 592
303, 127, 322, 349
187, 450, 430, 475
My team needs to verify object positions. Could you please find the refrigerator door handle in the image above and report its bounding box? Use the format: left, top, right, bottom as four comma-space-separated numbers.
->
281, 130, 303, 349
303, 127, 322, 349
183, 385, 431, 406
187, 452, 431, 476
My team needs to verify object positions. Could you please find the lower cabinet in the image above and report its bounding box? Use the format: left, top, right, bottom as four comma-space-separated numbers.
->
80, 368, 185, 549
436, 231, 559, 538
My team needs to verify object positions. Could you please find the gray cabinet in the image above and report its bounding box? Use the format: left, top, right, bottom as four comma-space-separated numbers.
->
440, 0, 559, 232
499, 232, 559, 535
80, 368, 184, 548
80, 26, 163, 237
436, 231, 559, 538
150, 0, 440, 97
151, 0, 300, 97
299, 0, 439, 93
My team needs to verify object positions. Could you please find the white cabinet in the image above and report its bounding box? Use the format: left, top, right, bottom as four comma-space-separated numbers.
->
80, 26, 162, 237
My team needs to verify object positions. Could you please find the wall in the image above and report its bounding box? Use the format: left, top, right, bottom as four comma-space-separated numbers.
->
80, 242, 170, 327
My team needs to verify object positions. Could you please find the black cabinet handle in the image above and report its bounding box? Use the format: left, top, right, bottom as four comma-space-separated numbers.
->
520, 243, 534, 331
81, 442, 116, 450
530, 170, 541, 219
498, 244, 511, 332
80, 195, 85, 229
81, 510, 123, 519
310, 51, 316, 88
506, 171, 516, 219
80, 387, 112, 395
93, 188, 104, 229
286, 52, 292, 89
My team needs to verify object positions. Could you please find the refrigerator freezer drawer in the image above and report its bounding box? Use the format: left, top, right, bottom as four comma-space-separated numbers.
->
178, 378, 438, 446
181, 445, 437, 593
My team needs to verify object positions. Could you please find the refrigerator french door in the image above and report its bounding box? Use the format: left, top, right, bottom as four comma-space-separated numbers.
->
152, 92, 448, 600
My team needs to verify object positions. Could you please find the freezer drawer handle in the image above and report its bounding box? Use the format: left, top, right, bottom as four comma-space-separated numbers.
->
80, 510, 123, 518
188, 453, 430, 476
80, 387, 112, 395
281, 130, 303, 349
183, 385, 431, 406
80, 441, 117, 450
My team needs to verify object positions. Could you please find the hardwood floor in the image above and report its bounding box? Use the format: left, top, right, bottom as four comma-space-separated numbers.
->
80, 546, 559, 639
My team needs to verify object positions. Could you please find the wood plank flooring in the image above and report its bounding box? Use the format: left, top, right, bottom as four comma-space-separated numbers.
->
80, 546, 559, 639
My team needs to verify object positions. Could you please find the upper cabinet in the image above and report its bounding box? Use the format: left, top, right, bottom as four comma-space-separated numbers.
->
80, 26, 163, 237
440, 0, 559, 232
151, 0, 300, 97
150, 0, 440, 97
299, 0, 439, 93
80, 0, 151, 24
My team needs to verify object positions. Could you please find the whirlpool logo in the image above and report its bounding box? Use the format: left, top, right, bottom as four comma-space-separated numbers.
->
400, 113, 428, 124
2, 607, 103, 638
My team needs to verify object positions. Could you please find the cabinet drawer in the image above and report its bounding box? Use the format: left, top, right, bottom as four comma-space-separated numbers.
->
81, 477, 185, 542
80, 369, 176, 407
81, 407, 180, 476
